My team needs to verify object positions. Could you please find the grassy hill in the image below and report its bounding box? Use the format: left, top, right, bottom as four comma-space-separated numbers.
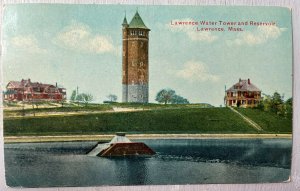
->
3, 102, 213, 118
3, 106, 292, 136
236, 108, 292, 133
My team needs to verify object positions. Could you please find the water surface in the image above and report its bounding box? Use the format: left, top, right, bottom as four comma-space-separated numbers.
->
4, 138, 291, 187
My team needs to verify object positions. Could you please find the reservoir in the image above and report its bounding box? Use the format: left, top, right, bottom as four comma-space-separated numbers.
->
4, 138, 291, 187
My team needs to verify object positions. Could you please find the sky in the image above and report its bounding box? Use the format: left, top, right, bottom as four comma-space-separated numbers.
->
1, 4, 293, 106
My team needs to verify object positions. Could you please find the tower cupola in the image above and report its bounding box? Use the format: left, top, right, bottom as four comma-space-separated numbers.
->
122, 15, 128, 28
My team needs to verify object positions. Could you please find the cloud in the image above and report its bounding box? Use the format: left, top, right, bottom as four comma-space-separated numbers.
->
53, 21, 115, 54
10, 35, 47, 54
175, 60, 219, 82
227, 25, 287, 46
167, 18, 218, 42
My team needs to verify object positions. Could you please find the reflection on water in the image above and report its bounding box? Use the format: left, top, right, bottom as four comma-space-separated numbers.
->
4, 139, 291, 187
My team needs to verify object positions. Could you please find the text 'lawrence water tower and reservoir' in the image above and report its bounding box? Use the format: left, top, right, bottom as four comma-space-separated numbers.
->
170, 20, 277, 32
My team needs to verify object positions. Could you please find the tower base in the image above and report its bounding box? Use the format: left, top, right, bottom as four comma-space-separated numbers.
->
122, 84, 148, 103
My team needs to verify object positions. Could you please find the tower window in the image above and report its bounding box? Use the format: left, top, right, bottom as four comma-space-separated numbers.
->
132, 61, 136, 66
130, 30, 138, 35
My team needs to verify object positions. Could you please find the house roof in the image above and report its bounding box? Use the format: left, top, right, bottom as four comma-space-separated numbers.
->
7, 81, 22, 88
7, 79, 62, 90
128, 11, 149, 30
226, 79, 261, 92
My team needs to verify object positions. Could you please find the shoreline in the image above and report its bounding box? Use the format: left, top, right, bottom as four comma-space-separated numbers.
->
3, 133, 292, 143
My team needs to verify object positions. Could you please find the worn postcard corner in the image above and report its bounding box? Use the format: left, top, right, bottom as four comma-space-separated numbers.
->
1, 4, 293, 188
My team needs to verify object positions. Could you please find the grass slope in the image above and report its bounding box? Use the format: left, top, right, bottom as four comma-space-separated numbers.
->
4, 107, 258, 136
236, 108, 292, 133
3, 103, 213, 118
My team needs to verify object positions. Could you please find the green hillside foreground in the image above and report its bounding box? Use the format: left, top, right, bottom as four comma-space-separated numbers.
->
3, 102, 213, 118
236, 108, 292, 133
3, 107, 292, 136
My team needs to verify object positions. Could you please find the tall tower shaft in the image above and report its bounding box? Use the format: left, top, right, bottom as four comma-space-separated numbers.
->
122, 11, 150, 103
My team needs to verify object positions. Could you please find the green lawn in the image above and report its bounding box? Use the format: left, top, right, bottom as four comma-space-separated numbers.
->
3, 102, 213, 118
236, 108, 292, 133
4, 107, 259, 136
4, 103, 213, 117
4, 104, 114, 117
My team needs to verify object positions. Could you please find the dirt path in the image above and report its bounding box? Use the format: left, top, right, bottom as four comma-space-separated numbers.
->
4, 133, 291, 143
4, 107, 150, 119
229, 107, 263, 131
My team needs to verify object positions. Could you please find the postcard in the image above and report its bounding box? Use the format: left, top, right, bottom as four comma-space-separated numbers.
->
1, 4, 293, 188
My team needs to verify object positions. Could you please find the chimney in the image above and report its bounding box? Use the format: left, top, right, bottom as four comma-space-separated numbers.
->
248, 79, 250, 84
56, 82, 57, 87
239, 78, 241, 82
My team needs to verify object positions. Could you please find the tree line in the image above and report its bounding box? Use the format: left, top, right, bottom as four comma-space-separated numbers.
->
155, 89, 189, 104
69, 88, 190, 105
257, 92, 292, 118
70, 90, 94, 107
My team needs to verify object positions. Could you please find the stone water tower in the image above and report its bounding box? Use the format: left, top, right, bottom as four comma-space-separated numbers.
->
122, 11, 150, 103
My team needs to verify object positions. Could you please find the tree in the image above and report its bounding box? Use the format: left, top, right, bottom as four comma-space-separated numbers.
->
155, 89, 189, 104
76, 93, 94, 107
258, 92, 290, 117
171, 95, 189, 104
107, 94, 118, 102
155, 89, 176, 104
70, 90, 77, 102
258, 93, 272, 112
270, 92, 284, 115
285, 97, 293, 118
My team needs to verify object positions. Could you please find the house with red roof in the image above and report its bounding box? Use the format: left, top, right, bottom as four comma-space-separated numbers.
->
4, 79, 66, 102
225, 78, 261, 108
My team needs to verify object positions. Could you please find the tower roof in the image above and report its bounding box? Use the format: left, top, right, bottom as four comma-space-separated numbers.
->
128, 11, 149, 30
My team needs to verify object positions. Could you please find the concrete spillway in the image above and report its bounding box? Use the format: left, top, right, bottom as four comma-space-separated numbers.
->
87, 133, 155, 157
